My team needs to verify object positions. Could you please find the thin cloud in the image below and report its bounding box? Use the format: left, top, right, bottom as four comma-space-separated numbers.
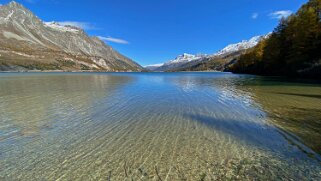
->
252, 13, 259, 19
56, 21, 97, 30
269, 10, 292, 20
98, 36, 129, 44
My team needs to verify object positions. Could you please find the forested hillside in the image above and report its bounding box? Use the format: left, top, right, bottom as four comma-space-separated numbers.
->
229, 0, 321, 78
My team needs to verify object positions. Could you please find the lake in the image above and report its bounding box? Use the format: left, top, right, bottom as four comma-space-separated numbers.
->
0, 72, 320, 180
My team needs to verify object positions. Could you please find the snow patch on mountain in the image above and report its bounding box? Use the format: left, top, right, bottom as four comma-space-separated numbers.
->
5, 10, 14, 20
213, 34, 271, 56
44, 22, 80, 33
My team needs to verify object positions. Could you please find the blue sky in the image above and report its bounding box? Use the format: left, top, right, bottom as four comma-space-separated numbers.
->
1, 0, 308, 66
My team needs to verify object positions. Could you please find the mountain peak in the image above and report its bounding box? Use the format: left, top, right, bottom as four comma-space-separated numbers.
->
165, 53, 205, 65
0, 1, 43, 28
213, 34, 271, 56
176, 53, 196, 59
8, 1, 25, 9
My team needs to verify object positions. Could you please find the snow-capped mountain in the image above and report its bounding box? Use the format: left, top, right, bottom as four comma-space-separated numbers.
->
146, 34, 269, 72
0, 1, 142, 71
145, 53, 206, 71
164, 53, 205, 65
213, 34, 271, 56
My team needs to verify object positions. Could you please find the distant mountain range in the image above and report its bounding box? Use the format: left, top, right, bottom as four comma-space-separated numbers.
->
0, 1, 275, 73
0, 1, 143, 72
145, 53, 207, 71
145, 34, 270, 72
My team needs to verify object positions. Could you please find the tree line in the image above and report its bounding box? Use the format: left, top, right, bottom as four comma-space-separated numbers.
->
229, 0, 321, 78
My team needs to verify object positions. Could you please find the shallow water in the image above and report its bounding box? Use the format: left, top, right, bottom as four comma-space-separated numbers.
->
0, 72, 320, 180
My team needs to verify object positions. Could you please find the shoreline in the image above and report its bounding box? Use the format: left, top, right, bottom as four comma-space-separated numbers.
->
0, 71, 320, 82
0, 70, 225, 73
0, 70, 141, 73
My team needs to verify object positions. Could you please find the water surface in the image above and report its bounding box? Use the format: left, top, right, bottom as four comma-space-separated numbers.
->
0, 72, 320, 180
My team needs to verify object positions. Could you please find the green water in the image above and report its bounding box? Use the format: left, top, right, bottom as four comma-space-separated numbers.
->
0, 72, 320, 180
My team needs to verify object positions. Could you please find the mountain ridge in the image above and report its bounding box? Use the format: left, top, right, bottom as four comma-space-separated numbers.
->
146, 34, 269, 72
0, 1, 143, 72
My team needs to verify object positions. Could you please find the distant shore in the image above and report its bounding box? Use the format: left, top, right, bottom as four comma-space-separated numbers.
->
0, 70, 224, 73
0, 70, 140, 73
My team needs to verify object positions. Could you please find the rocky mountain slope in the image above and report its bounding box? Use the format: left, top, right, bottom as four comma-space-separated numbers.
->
0, 1, 143, 72
146, 34, 269, 72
